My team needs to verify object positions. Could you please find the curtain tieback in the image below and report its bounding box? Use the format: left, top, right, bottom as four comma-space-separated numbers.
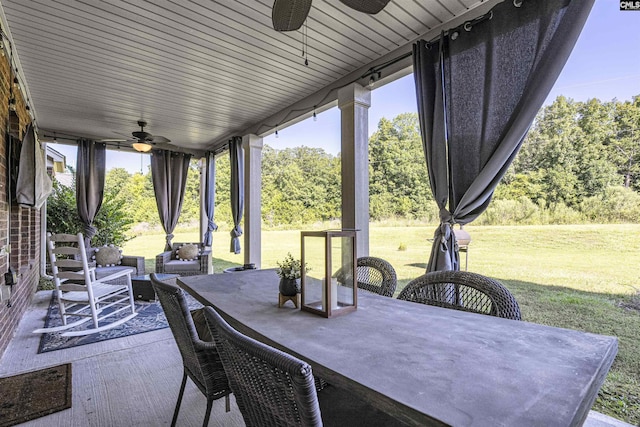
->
208, 219, 218, 232
439, 208, 455, 224
230, 226, 243, 238
437, 206, 454, 245
83, 224, 97, 239
436, 221, 458, 252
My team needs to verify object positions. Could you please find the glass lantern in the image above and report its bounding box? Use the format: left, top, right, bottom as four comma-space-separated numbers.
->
300, 230, 357, 318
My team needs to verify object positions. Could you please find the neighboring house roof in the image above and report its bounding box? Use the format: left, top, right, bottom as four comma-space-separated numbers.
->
46, 146, 66, 174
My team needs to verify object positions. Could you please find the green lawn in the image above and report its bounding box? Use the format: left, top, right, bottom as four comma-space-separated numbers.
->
123, 223, 640, 424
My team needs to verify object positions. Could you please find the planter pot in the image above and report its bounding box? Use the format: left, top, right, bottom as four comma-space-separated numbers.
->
279, 278, 299, 296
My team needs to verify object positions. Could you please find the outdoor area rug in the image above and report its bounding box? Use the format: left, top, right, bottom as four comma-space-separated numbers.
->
0, 363, 72, 427
37, 291, 202, 353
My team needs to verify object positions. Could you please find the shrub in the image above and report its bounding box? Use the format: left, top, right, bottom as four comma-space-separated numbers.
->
47, 177, 133, 247
92, 192, 134, 246
580, 186, 640, 223
47, 179, 81, 236
474, 197, 588, 226
546, 202, 585, 225
476, 197, 542, 225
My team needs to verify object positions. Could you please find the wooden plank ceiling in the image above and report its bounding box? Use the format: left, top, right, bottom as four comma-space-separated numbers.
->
1, 0, 490, 154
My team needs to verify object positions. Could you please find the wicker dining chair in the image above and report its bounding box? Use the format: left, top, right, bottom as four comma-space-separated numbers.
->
356, 256, 398, 297
150, 275, 231, 427
335, 256, 397, 298
398, 270, 522, 320
204, 306, 408, 427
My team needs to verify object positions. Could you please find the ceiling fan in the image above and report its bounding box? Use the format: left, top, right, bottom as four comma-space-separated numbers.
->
272, 0, 392, 32
102, 120, 170, 152
129, 120, 170, 152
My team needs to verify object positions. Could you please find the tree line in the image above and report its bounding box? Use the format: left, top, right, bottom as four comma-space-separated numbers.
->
492, 95, 640, 224
47, 94, 640, 244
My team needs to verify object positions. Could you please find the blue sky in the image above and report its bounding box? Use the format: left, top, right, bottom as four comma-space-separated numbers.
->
52, 0, 639, 172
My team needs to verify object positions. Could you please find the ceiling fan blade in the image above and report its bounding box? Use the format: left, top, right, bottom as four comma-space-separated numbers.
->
150, 135, 171, 143
272, 0, 312, 32
339, 0, 391, 14
98, 138, 132, 142
132, 130, 153, 141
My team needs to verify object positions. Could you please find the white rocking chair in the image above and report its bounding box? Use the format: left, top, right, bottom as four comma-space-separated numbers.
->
34, 232, 138, 337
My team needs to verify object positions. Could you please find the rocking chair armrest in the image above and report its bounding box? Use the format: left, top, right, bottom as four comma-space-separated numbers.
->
98, 268, 132, 283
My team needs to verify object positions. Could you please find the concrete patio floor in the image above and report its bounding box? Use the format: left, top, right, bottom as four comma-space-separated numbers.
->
0, 291, 633, 427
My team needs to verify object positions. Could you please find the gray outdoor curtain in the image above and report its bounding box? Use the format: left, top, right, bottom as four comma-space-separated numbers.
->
76, 138, 106, 245
16, 123, 52, 209
229, 137, 244, 254
414, 0, 595, 272
203, 152, 218, 246
151, 150, 192, 251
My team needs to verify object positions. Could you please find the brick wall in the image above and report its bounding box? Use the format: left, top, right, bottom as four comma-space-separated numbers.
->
0, 47, 42, 358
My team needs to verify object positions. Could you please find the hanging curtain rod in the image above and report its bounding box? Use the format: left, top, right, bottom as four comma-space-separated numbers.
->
361, 0, 519, 81
423, 9, 496, 47
360, 51, 412, 81
42, 133, 99, 143
42, 132, 212, 158
209, 143, 230, 157
42, 133, 127, 153
257, 0, 497, 139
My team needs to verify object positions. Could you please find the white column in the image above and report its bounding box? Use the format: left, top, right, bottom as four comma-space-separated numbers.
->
338, 83, 371, 257
243, 134, 263, 269
199, 158, 207, 246
198, 157, 215, 273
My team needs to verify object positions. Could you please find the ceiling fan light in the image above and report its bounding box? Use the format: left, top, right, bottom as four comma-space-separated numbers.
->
132, 142, 153, 153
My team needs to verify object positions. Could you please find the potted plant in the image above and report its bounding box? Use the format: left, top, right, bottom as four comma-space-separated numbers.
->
276, 253, 307, 296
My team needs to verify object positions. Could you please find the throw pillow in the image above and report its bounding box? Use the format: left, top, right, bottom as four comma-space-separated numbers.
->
93, 245, 123, 267
176, 244, 199, 261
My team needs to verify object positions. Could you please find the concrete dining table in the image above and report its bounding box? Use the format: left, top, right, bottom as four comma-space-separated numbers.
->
178, 269, 618, 427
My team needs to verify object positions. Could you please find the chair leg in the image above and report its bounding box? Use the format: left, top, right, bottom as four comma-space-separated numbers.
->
225, 394, 230, 412
171, 371, 188, 427
203, 398, 213, 427
126, 275, 136, 314
57, 294, 69, 326
90, 299, 100, 328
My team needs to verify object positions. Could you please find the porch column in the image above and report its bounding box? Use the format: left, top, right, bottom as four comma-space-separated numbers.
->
338, 83, 371, 256
199, 158, 207, 245
198, 157, 214, 273
243, 134, 263, 268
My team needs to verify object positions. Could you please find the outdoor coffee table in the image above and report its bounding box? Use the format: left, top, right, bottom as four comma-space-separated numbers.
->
131, 273, 179, 301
